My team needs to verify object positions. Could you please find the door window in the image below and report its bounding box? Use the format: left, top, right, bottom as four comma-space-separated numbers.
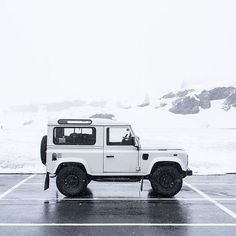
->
107, 127, 134, 146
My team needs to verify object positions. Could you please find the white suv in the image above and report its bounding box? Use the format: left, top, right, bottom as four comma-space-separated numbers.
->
41, 118, 192, 197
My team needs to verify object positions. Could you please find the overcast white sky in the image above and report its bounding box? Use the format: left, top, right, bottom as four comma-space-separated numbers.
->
0, 0, 236, 106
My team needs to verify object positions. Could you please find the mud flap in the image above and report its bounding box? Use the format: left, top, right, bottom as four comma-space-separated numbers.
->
140, 177, 144, 192
44, 172, 50, 190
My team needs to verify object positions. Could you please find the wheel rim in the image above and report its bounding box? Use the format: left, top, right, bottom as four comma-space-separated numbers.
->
159, 173, 175, 189
64, 174, 79, 188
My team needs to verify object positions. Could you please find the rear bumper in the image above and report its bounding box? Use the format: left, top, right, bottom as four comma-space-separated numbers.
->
186, 169, 193, 176
183, 169, 193, 177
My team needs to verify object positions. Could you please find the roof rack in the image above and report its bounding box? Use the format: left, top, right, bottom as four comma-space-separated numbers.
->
58, 119, 92, 125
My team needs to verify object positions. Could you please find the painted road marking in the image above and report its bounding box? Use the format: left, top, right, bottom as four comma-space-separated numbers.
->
0, 223, 236, 227
188, 183, 236, 186
184, 181, 236, 220
0, 175, 36, 200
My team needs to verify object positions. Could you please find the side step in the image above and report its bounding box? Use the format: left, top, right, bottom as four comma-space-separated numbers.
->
93, 177, 142, 182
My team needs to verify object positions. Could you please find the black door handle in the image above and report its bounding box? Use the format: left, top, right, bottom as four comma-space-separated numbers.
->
106, 155, 114, 158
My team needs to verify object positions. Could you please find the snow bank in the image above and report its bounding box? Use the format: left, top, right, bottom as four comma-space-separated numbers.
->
0, 102, 236, 174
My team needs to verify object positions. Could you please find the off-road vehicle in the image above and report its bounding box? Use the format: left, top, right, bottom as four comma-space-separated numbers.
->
41, 118, 192, 197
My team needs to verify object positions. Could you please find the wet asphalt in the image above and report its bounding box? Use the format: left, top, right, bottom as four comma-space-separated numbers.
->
0, 174, 236, 235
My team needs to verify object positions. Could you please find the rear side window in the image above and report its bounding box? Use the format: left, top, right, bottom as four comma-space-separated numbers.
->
53, 127, 96, 145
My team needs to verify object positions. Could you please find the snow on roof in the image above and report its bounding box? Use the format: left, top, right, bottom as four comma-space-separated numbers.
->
48, 118, 130, 126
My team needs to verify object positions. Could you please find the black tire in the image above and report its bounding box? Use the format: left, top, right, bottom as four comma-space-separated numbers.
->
56, 166, 88, 197
40, 135, 47, 165
150, 166, 183, 197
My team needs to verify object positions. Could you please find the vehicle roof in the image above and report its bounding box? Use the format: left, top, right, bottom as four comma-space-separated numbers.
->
48, 118, 131, 126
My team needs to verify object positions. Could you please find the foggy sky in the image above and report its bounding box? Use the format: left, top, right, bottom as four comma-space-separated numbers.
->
0, 0, 236, 106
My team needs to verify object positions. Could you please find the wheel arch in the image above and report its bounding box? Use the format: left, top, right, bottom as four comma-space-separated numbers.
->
56, 162, 88, 175
150, 161, 183, 175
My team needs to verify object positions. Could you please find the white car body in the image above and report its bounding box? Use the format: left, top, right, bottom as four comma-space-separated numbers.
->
45, 118, 191, 178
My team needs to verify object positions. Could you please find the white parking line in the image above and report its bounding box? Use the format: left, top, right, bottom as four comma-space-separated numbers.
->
188, 183, 236, 186
0, 175, 36, 200
184, 181, 236, 220
0, 223, 236, 227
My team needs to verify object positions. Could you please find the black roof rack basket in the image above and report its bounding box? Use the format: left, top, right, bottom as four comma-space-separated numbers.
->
58, 119, 92, 125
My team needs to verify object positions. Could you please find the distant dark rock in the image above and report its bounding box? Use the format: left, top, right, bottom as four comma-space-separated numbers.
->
222, 92, 236, 110
22, 120, 33, 126
162, 89, 195, 99
137, 94, 150, 107
222, 104, 230, 111
208, 87, 236, 100
176, 90, 189, 97
176, 89, 195, 98
118, 103, 132, 109
200, 99, 211, 109
224, 92, 236, 106
161, 86, 236, 114
137, 102, 149, 107
90, 113, 115, 119
160, 102, 167, 107
154, 102, 167, 109
169, 96, 200, 114
161, 92, 176, 99
197, 90, 211, 109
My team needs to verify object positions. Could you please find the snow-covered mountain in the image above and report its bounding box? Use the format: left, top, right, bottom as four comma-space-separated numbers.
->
1, 85, 236, 174
158, 86, 236, 114
7, 86, 236, 115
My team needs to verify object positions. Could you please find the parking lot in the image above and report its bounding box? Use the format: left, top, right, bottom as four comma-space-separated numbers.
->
0, 174, 236, 235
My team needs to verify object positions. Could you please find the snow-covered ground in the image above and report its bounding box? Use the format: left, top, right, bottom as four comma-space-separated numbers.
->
0, 99, 236, 174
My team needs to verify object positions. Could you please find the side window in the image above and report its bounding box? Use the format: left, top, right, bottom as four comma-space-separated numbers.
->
107, 127, 134, 146
53, 127, 96, 145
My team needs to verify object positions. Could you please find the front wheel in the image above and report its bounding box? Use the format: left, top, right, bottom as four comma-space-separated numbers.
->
56, 166, 88, 197
150, 166, 183, 197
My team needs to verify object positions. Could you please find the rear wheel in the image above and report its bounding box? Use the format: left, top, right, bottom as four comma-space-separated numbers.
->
150, 166, 183, 197
56, 166, 88, 197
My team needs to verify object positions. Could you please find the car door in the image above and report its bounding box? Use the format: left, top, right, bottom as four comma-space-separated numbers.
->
103, 126, 139, 173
